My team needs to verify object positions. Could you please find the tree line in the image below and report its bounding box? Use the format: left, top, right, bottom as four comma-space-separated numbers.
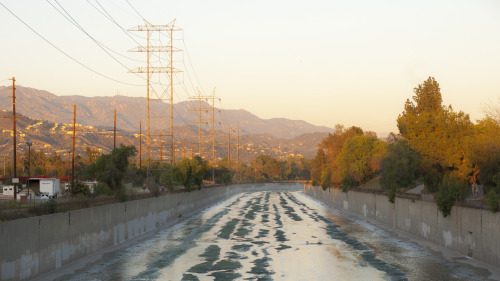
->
1, 144, 311, 199
311, 77, 500, 216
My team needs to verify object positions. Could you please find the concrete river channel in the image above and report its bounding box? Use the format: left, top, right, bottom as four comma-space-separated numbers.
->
51, 189, 493, 281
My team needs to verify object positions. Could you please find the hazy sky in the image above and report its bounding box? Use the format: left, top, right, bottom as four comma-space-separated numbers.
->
1, 0, 499, 136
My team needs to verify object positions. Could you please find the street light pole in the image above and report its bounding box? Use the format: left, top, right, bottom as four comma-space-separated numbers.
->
26, 141, 32, 199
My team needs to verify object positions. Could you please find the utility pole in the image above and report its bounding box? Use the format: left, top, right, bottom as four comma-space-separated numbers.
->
159, 131, 162, 161
182, 140, 185, 159
26, 141, 32, 199
107, 109, 122, 151
139, 121, 142, 169
9, 77, 18, 199
236, 124, 240, 172
71, 104, 76, 197
189, 88, 218, 182
172, 139, 176, 165
113, 109, 117, 150
2, 156, 8, 176
191, 144, 194, 158
210, 89, 218, 183
189, 89, 213, 160
129, 20, 182, 169
67, 150, 71, 184
227, 128, 231, 171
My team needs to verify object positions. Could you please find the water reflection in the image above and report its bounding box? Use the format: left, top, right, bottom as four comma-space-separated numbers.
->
61, 190, 490, 281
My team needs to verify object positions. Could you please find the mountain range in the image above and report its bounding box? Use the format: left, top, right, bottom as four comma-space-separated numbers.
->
0, 86, 333, 139
0, 86, 332, 161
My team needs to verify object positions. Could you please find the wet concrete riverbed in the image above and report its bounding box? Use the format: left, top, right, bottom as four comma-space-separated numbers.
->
59, 191, 493, 281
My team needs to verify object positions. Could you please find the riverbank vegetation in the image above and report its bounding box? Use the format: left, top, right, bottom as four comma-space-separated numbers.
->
311, 77, 500, 216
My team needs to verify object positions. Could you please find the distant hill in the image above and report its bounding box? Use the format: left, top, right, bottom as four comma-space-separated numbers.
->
0, 85, 333, 139
0, 110, 328, 161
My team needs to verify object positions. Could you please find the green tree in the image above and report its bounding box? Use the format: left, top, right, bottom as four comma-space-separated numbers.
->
85, 145, 137, 195
319, 125, 364, 184
310, 148, 324, 185
436, 173, 468, 217
174, 156, 209, 190
397, 77, 475, 184
337, 135, 387, 188
380, 139, 421, 189
321, 170, 332, 190
174, 158, 193, 190
250, 154, 282, 181
467, 117, 500, 187
159, 168, 175, 191
190, 156, 209, 189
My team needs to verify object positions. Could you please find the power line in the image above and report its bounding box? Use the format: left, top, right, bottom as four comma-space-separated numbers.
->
48, 0, 147, 75
182, 38, 208, 96
48, 0, 142, 63
125, 0, 144, 20
0, 2, 142, 86
86, 0, 148, 42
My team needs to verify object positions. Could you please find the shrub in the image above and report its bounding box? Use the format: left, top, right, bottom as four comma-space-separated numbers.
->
47, 199, 58, 214
222, 171, 232, 186
487, 189, 499, 213
321, 171, 332, 191
93, 182, 113, 197
341, 175, 357, 192
145, 178, 159, 196
437, 173, 467, 217
388, 183, 398, 204
160, 169, 175, 191
72, 181, 91, 197
117, 187, 129, 202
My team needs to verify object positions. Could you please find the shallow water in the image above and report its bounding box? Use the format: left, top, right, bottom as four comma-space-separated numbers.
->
61, 191, 490, 281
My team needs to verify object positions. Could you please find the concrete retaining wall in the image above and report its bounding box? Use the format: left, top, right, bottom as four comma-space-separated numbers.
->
0, 183, 301, 280
303, 185, 500, 268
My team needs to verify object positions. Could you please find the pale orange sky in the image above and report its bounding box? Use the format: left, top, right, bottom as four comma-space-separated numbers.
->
1, 0, 499, 136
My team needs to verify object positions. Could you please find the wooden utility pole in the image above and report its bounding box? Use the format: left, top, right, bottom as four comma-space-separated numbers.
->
159, 131, 163, 161
108, 109, 122, 150
67, 150, 71, 183
227, 129, 231, 171
139, 121, 142, 169
2, 156, 8, 176
236, 124, 240, 171
71, 104, 76, 197
182, 140, 185, 159
113, 109, 117, 150
172, 139, 176, 165
10, 77, 18, 199
191, 144, 194, 158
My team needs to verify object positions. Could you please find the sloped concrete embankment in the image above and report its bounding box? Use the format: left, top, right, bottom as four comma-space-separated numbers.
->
303, 185, 500, 268
0, 183, 302, 281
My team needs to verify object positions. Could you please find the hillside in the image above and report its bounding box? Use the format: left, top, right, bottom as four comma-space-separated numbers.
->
0, 111, 326, 162
0, 85, 333, 139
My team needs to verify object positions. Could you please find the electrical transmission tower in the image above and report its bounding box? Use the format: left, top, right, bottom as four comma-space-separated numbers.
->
129, 20, 182, 172
188, 88, 218, 164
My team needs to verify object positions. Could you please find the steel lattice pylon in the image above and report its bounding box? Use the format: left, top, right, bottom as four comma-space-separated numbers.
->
129, 20, 182, 175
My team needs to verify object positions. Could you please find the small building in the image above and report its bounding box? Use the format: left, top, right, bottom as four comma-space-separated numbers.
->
82, 181, 98, 194
2, 185, 15, 197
